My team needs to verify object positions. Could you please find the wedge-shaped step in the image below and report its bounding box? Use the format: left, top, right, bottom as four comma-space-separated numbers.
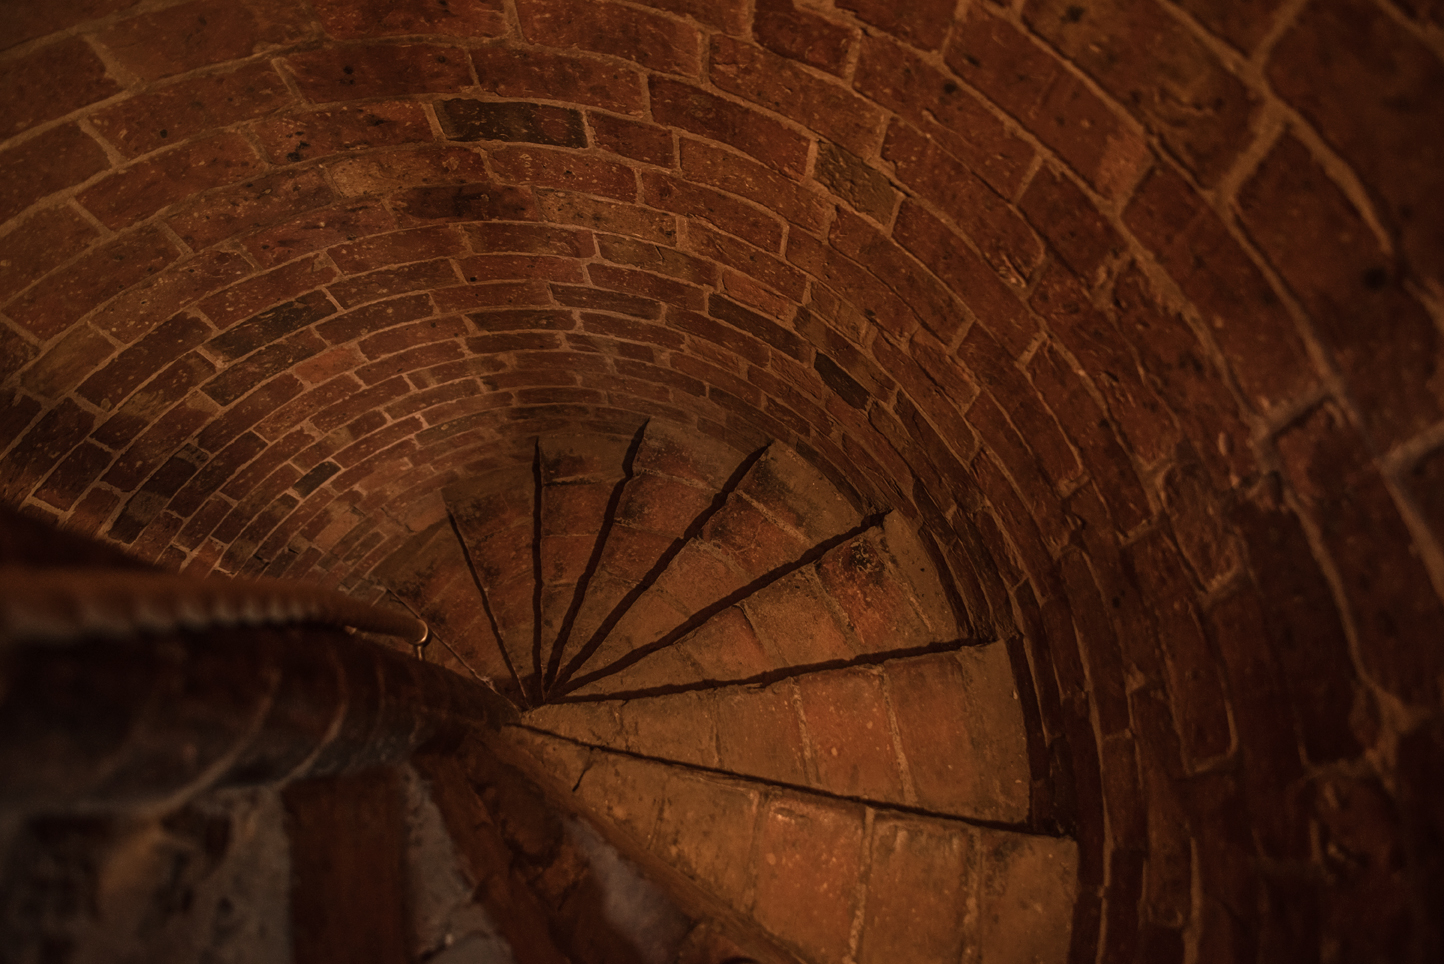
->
534, 431, 638, 691
526, 643, 1029, 823
446, 464, 540, 702
547, 422, 751, 687
564, 510, 959, 697
505, 727, 1075, 964
371, 519, 513, 691
554, 443, 863, 694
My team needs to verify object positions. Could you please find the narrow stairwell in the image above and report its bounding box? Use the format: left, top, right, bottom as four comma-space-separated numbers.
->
374, 420, 1079, 964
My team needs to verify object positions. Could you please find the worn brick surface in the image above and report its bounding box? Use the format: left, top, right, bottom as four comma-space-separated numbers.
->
753, 795, 865, 963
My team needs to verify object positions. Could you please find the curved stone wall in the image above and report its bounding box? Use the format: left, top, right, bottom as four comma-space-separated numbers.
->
1, 1, 1441, 960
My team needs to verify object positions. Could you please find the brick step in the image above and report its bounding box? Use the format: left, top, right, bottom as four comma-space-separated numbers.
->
505, 725, 1076, 964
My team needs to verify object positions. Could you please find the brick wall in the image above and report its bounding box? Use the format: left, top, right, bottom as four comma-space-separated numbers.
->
1, 1, 1441, 960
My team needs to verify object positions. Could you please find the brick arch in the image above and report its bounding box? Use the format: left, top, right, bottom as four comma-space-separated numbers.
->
2, 0, 1443, 960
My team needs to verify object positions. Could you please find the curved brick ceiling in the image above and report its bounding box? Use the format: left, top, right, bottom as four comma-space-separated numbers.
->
2, 0, 1443, 960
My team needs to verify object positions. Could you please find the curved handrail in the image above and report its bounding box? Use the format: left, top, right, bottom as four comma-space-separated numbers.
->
0, 568, 428, 646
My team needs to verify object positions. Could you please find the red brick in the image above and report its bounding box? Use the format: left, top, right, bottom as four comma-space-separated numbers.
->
964, 393, 1071, 554
0, 206, 100, 303
1019, 167, 1124, 282
78, 133, 264, 231
588, 112, 674, 166
16, 323, 111, 399
641, 171, 784, 252
284, 43, 474, 102
1126, 527, 1235, 765
169, 167, 334, 251
470, 45, 646, 115
946, 7, 1148, 199
196, 373, 304, 451
855, 33, 1035, 199
437, 100, 586, 148
752, 796, 865, 963
632, 0, 746, 31
206, 290, 336, 361
714, 680, 808, 783
356, 315, 467, 360
588, 263, 704, 311
711, 36, 886, 158
95, 0, 311, 81
104, 396, 216, 493
1227, 479, 1362, 765
253, 101, 433, 165
1030, 342, 1148, 530
1125, 163, 1314, 415
1028, 264, 1175, 466
327, 145, 491, 198
1277, 404, 1444, 708
537, 191, 676, 244
244, 202, 397, 268
859, 815, 975, 964
455, 254, 584, 284
87, 249, 251, 347
92, 352, 216, 451
883, 121, 1042, 289
515, 0, 702, 76
598, 234, 717, 287
202, 330, 326, 406
1110, 266, 1252, 485
0, 324, 38, 389
0, 399, 95, 503
316, 293, 435, 344
77, 313, 211, 409
197, 257, 334, 331
753, 0, 857, 77
328, 259, 459, 309
487, 145, 637, 201
432, 280, 551, 313
837, 0, 956, 50
0, 36, 121, 137
463, 222, 594, 257
310, 0, 505, 38
651, 78, 811, 177
1268, 0, 1444, 281
551, 285, 658, 320
1, 0, 138, 53
710, 294, 806, 360
830, 207, 966, 344
785, 230, 917, 340
670, 307, 770, 367
6, 227, 180, 342
891, 201, 1035, 355
34, 441, 113, 512
1204, 585, 1308, 860
1027, 0, 1258, 185
679, 137, 828, 234
91, 61, 294, 160
797, 667, 905, 799
0, 123, 109, 224
1239, 135, 1438, 445
680, 221, 806, 301
331, 226, 463, 274
807, 149, 892, 227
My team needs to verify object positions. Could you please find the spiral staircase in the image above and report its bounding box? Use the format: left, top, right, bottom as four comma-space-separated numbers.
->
363, 419, 1079, 964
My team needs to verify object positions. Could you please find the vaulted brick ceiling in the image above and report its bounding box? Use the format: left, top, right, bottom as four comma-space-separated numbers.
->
1, 0, 1442, 960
